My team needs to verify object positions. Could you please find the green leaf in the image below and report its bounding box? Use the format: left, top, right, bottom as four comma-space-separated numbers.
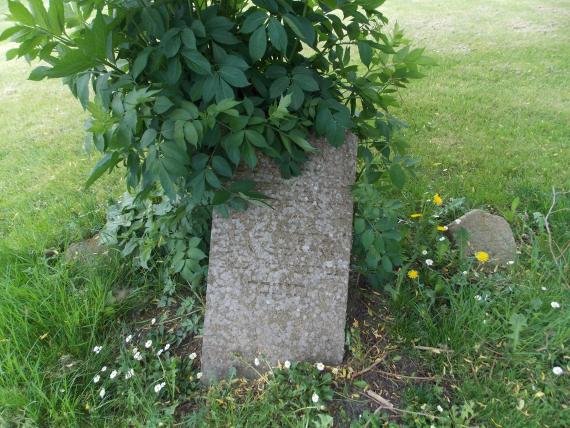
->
365, 248, 380, 268
249, 26, 267, 62
245, 130, 268, 148
389, 164, 406, 189
187, 247, 207, 261
219, 65, 249, 88
361, 228, 374, 249
242, 142, 257, 169
212, 156, 233, 177
354, 218, 366, 234
240, 11, 267, 34
75, 73, 90, 109
357, 40, 373, 67
8, 1, 35, 26
205, 169, 222, 189
132, 48, 152, 79
315, 106, 333, 135
0, 26, 24, 42
174, 120, 185, 145
154, 96, 174, 114
28, 66, 50, 81
381, 255, 393, 272
47, 0, 64, 35
45, 49, 96, 78
160, 35, 182, 58
85, 152, 119, 188
268, 18, 287, 53
289, 133, 316, 152
283, 14, 315, 46
212, 190, 232, 205
181, 28, 196, 49
184, 122, 199, 146
165, 57, 182, 85
222, 131, 243, 165
269, 76, 290, 98
140, 128, 157, 147
182, 49, 212, 75
292, 72, 318, 92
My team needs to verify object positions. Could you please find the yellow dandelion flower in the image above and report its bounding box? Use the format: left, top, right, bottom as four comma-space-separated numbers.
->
437, 226, 448, 232
475, 251, 490, 263
410, 213, 423, 219
433, 193, 443, 206
407, 270, 419, 279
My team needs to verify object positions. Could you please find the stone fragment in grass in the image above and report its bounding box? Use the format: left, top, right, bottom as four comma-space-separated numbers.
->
64, 234, 108, 263
446, 209, 516, 267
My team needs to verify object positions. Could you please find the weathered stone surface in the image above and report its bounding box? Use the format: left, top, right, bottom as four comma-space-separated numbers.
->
446, 209, 516, 266
64, 234, 108, 263
201, 135, 357, 381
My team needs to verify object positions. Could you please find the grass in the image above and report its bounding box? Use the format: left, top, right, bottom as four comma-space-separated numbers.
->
1, 0, 569, 426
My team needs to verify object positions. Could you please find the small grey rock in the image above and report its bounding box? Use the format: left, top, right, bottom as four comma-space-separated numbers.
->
446, 209, 516, 267
64, 234, 108, 263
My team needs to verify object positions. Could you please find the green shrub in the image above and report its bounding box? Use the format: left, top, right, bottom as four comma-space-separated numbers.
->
3, 0, 430, 278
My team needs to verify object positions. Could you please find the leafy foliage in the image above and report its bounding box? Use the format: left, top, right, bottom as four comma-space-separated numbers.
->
100, 191, 210, 297
3, 0, 430, 277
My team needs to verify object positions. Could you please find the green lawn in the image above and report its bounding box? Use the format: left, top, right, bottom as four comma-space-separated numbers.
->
1, 0, 569, 426
383, 0, 570, 210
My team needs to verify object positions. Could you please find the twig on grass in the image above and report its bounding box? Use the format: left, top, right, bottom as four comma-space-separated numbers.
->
362, 390, 440, 427
543, 187, 570, 266
351, 357, 385, 379
374, 370, 436, 381
414, 345, 454, 354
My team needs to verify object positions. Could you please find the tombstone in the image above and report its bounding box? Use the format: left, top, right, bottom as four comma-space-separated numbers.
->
201, 134, 357, 380
446, 209, 517, 267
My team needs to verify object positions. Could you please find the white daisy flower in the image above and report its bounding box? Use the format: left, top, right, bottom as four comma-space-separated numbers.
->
462, 271, 468, 275
164, 343, 170, 351
438, 236, 446, 241
110, 370, 118, 379
189, 352, 197, 360
134, 352, 143, 361
421, 250, 428, 255
552, 366, 564, 376
92, 346, 102, 354
475, 295, 482, 301
93, 374, 100, 383
311, 393, 319, 403
425, 259, 434, 266
254, 357, 260, 366
437, 405, 444, 412
541, 287, 547, 291
151, 318, 156, 325
196, 372, 203, 379
284, 360, 291, 369
507, 261, 515, 265
316, 362, 325, 371
125, 369, 134, 379
154, 382, 166, 393
100, 366, 107, 372
125, 335, 133, 343
99, 388, 105, 399
455, 219, 462, 224
145, 340, 152, 348
551, 302, 561, 309
157, 349, 163, 357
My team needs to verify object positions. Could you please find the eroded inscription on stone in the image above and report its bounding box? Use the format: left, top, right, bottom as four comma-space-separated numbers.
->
201, 135, 357, 380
